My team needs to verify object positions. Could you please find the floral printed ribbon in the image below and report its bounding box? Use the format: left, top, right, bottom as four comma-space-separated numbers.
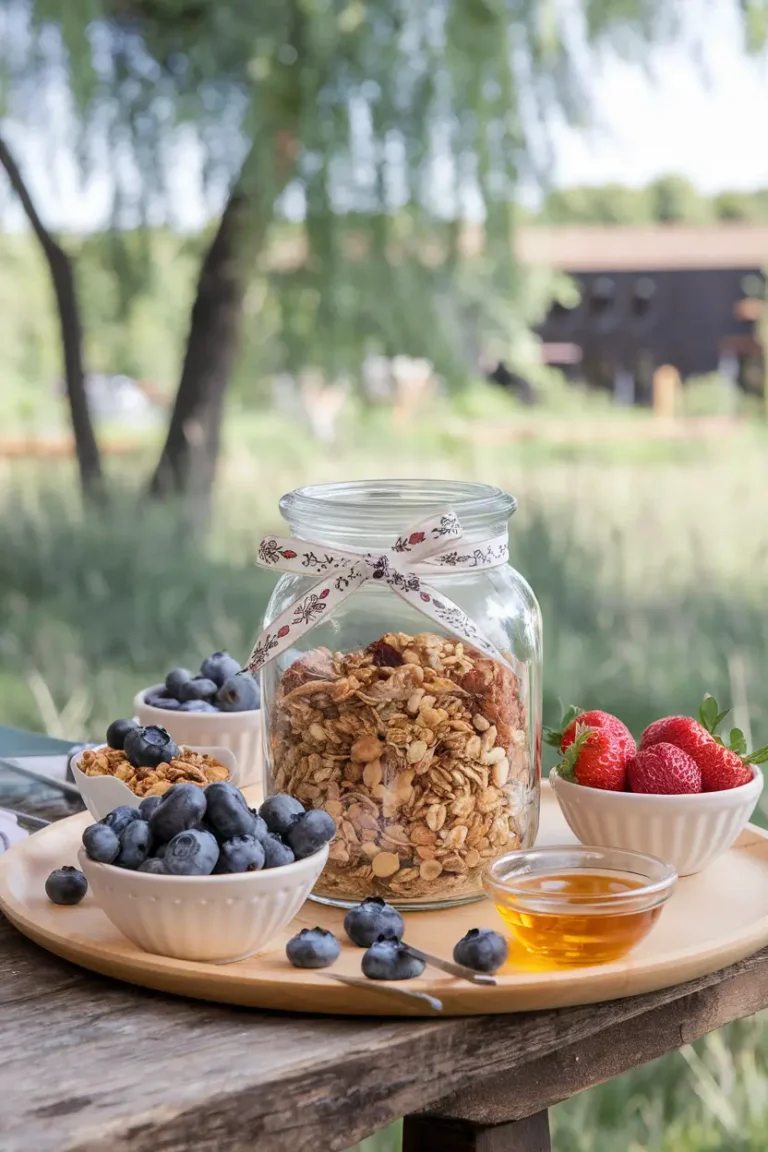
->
247, 510, 514, 673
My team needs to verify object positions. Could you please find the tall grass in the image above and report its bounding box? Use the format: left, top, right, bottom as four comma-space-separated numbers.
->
1, 419, 767, 1150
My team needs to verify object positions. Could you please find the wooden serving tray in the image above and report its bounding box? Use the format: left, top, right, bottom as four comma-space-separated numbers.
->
2, 787, 768, 1017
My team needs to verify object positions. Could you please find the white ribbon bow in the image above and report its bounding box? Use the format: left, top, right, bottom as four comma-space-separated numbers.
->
247, 510, 513, 673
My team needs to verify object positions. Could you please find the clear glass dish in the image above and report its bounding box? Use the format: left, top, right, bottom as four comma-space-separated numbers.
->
484, 845, 677, 966
259, 479, 543, 910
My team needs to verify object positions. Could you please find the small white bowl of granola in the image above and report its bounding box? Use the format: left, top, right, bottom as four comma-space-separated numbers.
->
72, 723, 237, 821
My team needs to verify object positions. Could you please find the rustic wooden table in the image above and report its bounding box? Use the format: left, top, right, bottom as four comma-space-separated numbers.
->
1, 913, 767, 1152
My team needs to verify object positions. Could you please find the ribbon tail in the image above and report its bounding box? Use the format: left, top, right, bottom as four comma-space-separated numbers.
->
388, 578, 520, 674
247, 565, 368, 673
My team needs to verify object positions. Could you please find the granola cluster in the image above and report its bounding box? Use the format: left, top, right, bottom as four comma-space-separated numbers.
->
270, 631, 536, 903
79, 746, 230, 797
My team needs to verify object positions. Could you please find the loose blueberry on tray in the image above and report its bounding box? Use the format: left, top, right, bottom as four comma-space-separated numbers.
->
286, 927, 341, 969
45, 867, 88, 906
361, 934, 425, 981
453, 928, 508, 974
343, 897, 405, 948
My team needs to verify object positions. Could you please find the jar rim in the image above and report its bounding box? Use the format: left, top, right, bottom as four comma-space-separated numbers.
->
280, 480, 516, 536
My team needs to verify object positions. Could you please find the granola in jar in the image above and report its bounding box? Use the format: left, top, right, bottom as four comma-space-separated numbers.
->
270, 631, 535, 906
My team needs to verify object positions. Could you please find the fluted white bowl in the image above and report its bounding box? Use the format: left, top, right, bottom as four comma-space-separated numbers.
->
134, 686, 262, 792
549, 766, 764, 876
77, 843, 329, 964
71, 745, 238, 822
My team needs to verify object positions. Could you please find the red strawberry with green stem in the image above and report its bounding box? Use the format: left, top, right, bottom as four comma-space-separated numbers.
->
642, 695, 768, 791
546, 705, 636, 760
627, 742, 702, 794
556, 723, 630, 792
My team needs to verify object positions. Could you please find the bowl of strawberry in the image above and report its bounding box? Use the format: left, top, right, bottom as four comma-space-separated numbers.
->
548, 698, 765, 876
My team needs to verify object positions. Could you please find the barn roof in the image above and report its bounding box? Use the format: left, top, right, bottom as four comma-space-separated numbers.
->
514, 225, 768, 271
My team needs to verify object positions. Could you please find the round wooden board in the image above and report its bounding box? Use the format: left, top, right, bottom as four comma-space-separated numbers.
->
2, 787, 768, 1017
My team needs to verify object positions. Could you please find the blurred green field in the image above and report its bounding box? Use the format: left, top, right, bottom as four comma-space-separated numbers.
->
1, 410, 767, 1151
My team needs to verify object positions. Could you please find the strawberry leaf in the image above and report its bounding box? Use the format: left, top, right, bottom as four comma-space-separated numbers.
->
699, 695, 730, 735
544, 704, 584, 749
745, 746, 768, 766
556, 728, 592, 782
728, 728, 748, 757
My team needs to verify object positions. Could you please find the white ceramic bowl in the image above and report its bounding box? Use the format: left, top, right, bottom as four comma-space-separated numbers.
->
78, 843, 328, 964
71, 745, 238, 822
549, 765, 764, 876
134, 686, 262, 791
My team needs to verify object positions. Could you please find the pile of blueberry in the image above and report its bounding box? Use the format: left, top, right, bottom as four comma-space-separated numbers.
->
285, 895, 508, 980
45, 788, 335, 899
144, 651, 260, 714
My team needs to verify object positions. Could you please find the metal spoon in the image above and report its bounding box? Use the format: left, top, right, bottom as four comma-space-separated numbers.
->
402, 943, 497, 986
323, 973, 443, 1012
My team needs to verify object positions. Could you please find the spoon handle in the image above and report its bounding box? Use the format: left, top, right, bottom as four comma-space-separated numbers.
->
404, 944, 497, 986
323, 973, 443, 1012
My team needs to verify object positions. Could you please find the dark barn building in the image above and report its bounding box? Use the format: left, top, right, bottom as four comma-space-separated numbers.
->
517, 226, 768, 403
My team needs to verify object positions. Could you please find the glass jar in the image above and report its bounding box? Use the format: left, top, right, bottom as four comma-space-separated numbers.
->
256, 480, 542, 910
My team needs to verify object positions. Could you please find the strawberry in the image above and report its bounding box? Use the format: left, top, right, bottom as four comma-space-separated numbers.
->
697, 743, 754, 792
556, 724, 630, 791
545, 706, 636, 759
641, 696, 768, 791
627, 743, 702, 794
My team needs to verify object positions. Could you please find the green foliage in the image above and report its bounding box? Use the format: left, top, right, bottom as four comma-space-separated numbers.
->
540, 178, 768, 226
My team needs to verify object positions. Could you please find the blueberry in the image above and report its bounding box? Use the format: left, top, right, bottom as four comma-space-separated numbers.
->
259, 794, 306, 838
149, 783, 207, 842
362, 935, 425, 981
217, 672, 260, 713
138, 795, 163, 820
145, 693, 181, 712
154, 841, 168, 860
343, 897, 405, 948
179, 677, 218, 703
204, 781, 259, 840
101, 806, 141, 835
286, 809, 336, 859
165, 829, 220, 876
286, 927, 341, 969
106, 718, 139, 751
200, 651, 241, 689
82, 823, 120, 864
138, 857, 168, 874
45, 866, 88, 906
124, 725, 181, 770
179, 700, 219, 713
115, 819, 152, 870
453, 928, 508, 974
261, 833, 295, 869
165, 667, 192, 700
215, 835, 265, 874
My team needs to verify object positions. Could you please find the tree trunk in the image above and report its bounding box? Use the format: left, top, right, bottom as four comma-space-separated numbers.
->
148, 185, 255, 505
0, 134, 104, 502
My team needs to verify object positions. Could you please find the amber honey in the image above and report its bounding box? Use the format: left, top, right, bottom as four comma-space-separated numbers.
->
494, 870, 663, 966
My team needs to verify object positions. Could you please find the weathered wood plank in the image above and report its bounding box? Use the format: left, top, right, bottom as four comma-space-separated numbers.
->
2, 917, 768, 1152
424, 952, 768, 1125
403, 1113, 551, 1152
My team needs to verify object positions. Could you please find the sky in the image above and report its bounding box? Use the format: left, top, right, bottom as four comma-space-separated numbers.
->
1, 0, 767, 233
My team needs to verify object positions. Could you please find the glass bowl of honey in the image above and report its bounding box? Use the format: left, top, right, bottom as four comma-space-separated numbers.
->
484, 845, 677, 967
